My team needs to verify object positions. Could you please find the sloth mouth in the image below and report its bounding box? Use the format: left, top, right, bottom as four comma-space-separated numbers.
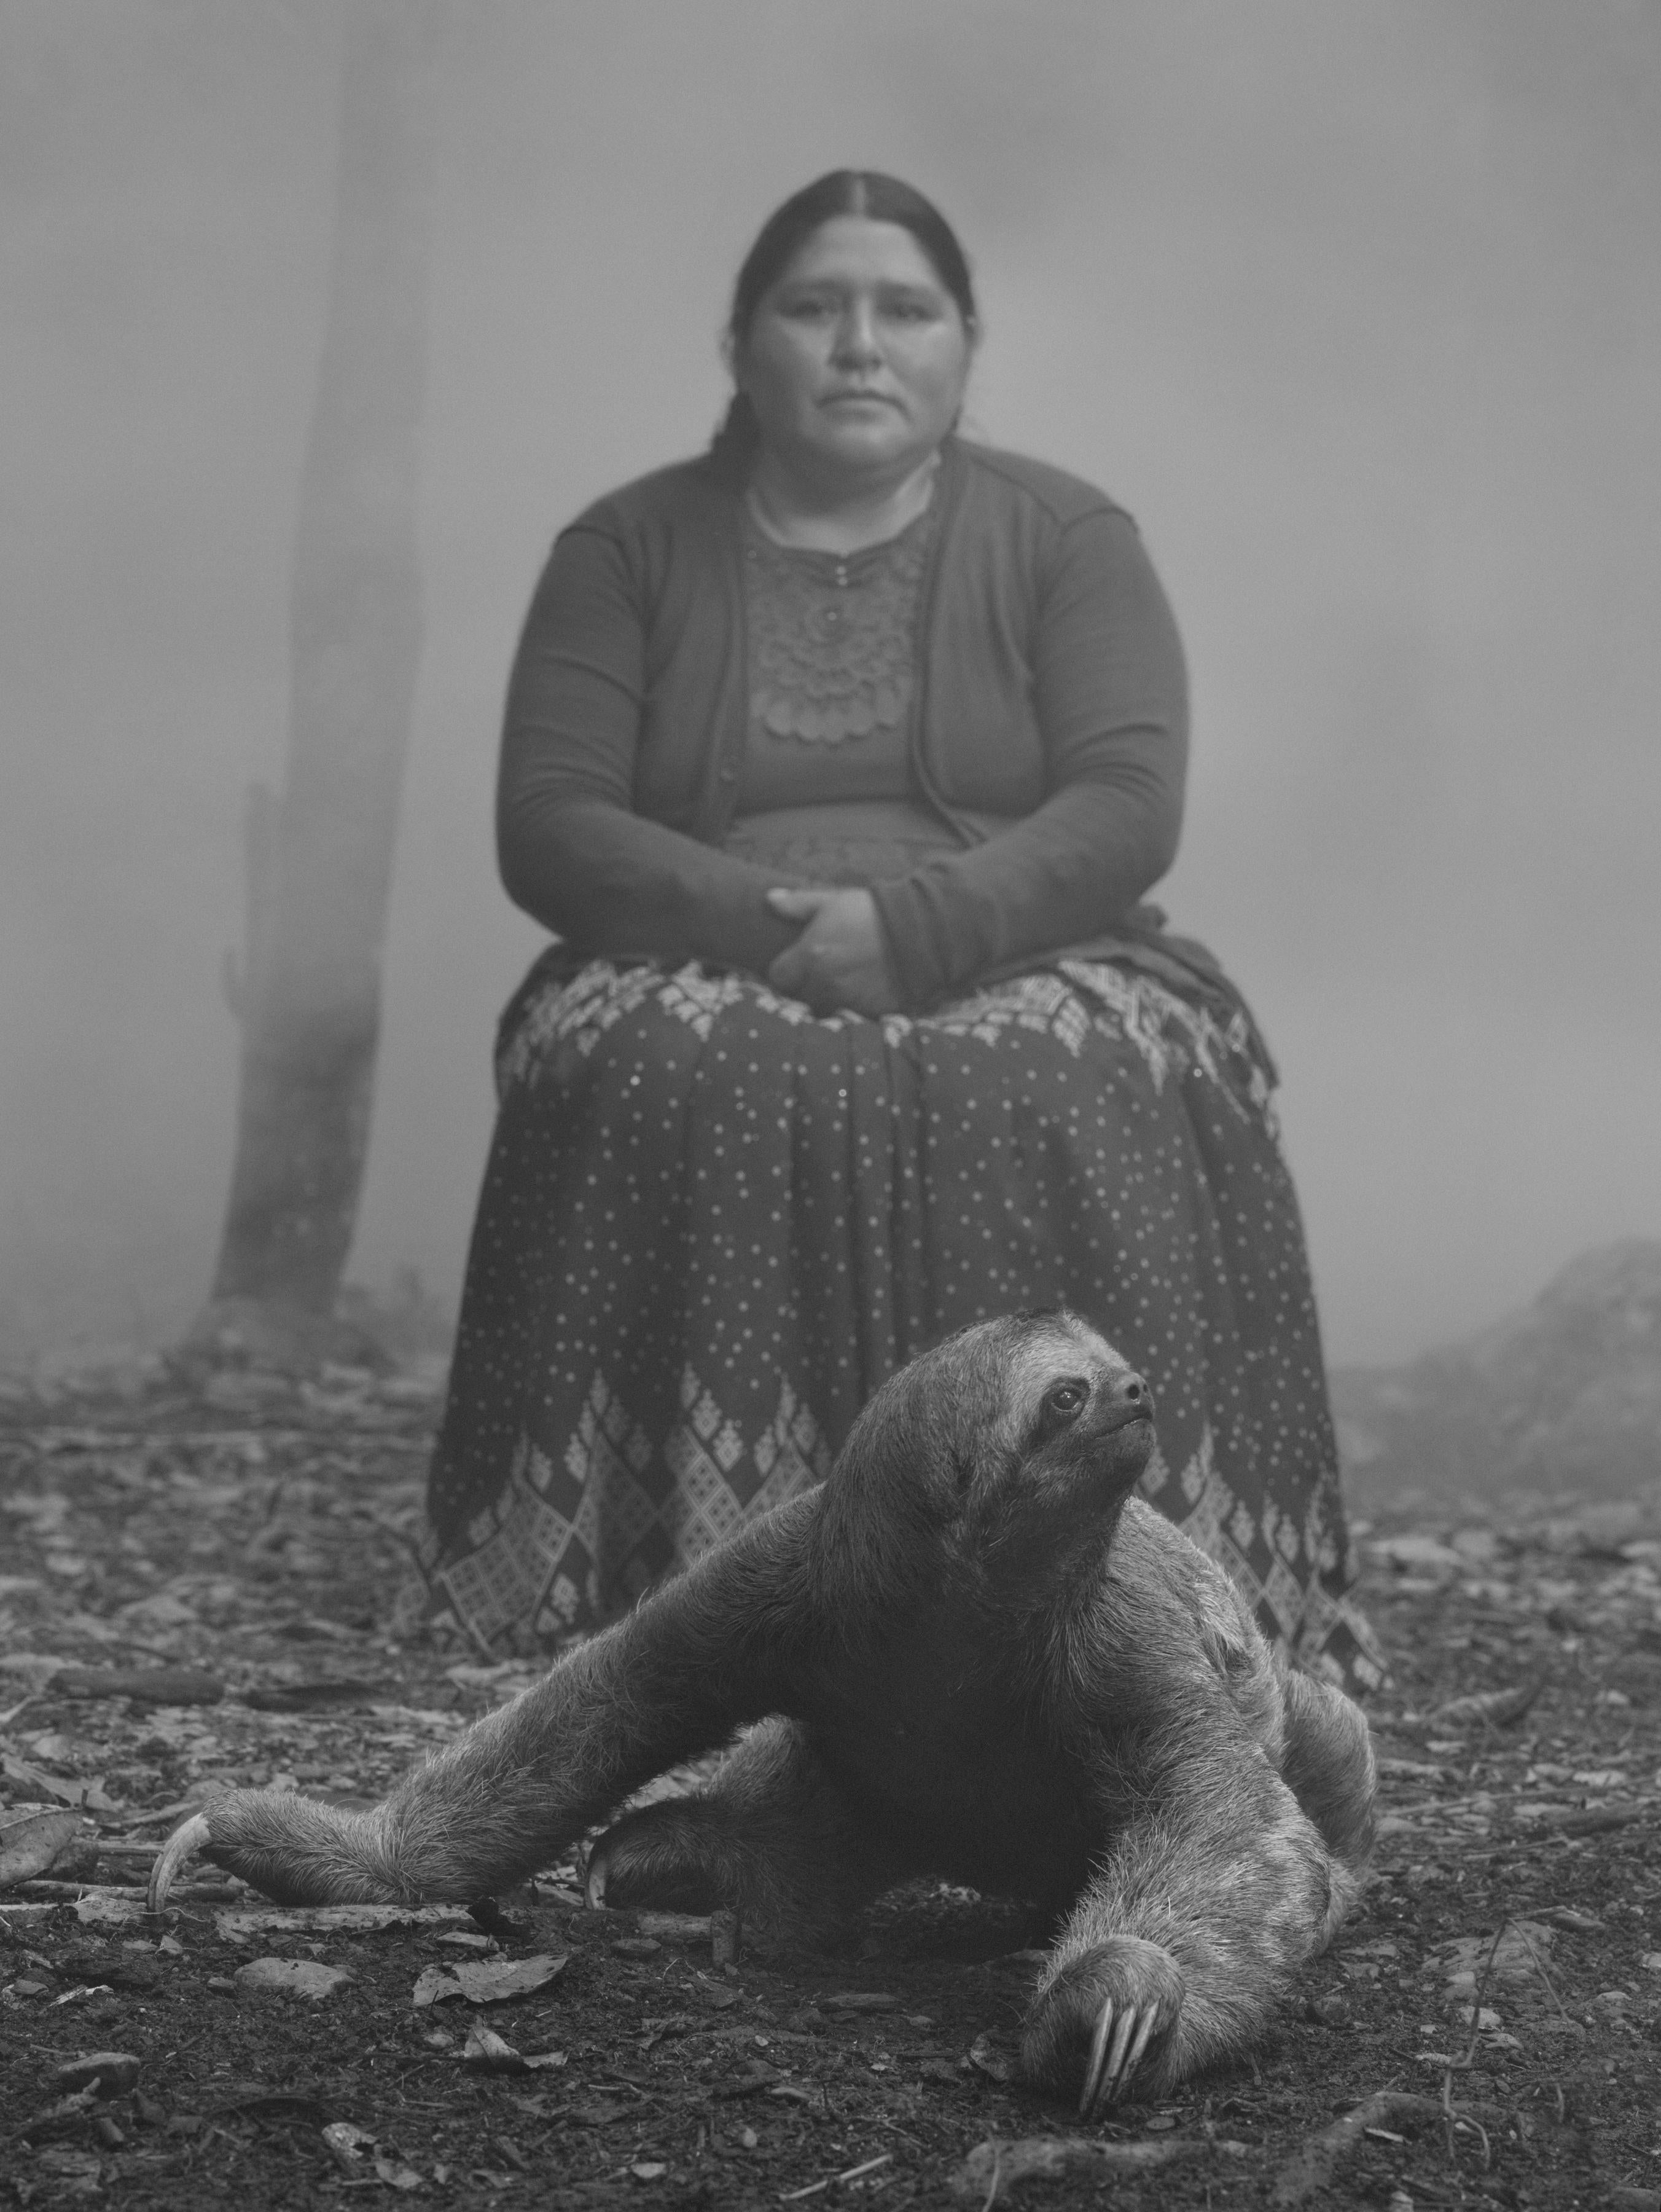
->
1095, 1406, 1154, 1437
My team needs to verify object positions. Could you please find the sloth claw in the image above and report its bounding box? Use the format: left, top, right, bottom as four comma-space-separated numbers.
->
1079, 2000, 1157, 2114
148, 1812, 213, 1912
1025, 1933, 1183, 2111
584, 1848, 609, 1910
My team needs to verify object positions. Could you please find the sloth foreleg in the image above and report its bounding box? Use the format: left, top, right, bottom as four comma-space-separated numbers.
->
149, 1501, 818, 1910
585, 1716, 901, 1950
1022, 1733, 1351, 2109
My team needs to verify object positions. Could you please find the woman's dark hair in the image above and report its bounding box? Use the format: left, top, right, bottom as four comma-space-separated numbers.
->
714, 170, 977, 461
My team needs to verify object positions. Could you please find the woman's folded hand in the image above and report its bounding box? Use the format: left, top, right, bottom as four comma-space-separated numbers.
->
765, 887, 904, 1018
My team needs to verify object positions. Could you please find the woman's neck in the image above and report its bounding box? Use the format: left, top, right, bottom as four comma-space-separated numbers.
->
746, 447, 943, 556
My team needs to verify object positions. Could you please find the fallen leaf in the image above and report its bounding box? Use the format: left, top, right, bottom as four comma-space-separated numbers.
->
820, 1991, 898, 2013
235, 1956, 354, 2000
0, 1809, 85, 1890
72, 1891, 146, 1929
412, 1953, 568, 2008
462, 2025, 527, 2074
373, 2156, 426, 2190
0, 1755, 120, 1812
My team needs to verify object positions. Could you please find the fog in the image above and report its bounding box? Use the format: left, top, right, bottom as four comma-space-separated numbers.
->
4, 0, 1658, 1371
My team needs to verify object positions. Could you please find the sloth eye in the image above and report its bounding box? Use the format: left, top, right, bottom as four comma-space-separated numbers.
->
1039, 1378, 1090, 1432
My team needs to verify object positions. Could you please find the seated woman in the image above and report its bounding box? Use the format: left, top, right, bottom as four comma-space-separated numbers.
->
411, 169, 1382, 1693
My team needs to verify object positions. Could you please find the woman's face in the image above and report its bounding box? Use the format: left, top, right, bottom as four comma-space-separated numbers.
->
735, 216, 974, 488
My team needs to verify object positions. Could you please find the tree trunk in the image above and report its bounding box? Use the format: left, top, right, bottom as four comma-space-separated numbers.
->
198, 0, 436, 1366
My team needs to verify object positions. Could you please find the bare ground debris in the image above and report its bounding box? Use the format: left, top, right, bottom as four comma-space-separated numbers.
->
2, 1357, 1660, 2208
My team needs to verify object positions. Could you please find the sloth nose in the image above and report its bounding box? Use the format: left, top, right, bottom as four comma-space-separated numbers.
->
1108, 1371, 1152, 1419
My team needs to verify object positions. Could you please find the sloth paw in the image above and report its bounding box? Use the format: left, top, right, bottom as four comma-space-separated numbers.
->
585, 1802, 732, 1916
1021, 1936, 1186, 2114
147, 1789, 398, 1910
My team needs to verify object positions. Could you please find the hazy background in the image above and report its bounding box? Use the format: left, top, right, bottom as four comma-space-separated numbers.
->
4, 0, 1658, 1373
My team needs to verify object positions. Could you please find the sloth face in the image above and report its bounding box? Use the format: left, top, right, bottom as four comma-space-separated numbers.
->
935, 1313, 1157, 1550
819, 1311, 1155, 1575
999, 1316, 1154, 1462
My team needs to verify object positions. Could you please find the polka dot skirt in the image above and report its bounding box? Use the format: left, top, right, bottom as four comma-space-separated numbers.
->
410, 951, 1383, 1693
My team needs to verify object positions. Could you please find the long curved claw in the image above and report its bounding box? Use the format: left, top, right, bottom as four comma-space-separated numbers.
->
584, 1847, 608, 1910
1079, 1999, 1117, 2118
1117, 2009, 1158, 2093
1079, 2000, 1157, 2116
148, 1812, 213, 1912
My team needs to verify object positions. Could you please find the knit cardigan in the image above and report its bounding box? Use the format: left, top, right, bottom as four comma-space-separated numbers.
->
497, 435, 1189, 1012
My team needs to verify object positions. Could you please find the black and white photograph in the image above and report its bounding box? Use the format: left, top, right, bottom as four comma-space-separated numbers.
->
2, 5, 1659, 2204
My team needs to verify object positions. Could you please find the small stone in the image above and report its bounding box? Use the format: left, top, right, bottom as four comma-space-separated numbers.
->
1305, 1993, 1351, 2026
234, 1956, 353, 2000
612, 1936, 662, 1958
631, 2162, 668, 2180
322, 2120, 374, 2172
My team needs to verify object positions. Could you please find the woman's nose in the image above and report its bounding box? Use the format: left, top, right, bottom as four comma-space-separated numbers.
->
832, 304, 881, 364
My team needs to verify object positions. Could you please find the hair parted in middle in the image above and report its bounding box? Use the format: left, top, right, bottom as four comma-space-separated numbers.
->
713, 170, 978, 462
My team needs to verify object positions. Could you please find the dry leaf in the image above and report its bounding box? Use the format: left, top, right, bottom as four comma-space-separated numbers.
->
0, 1808, 84, 1890
461, 2026, 526, 2074
412, 1953, 567, 2007
235, 1957, 354, 1999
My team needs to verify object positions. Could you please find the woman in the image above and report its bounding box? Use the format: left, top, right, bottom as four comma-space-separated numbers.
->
411, 170, 1382, 1693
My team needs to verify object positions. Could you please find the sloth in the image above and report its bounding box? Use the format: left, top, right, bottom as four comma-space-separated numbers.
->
150, 1311, 1375, 2112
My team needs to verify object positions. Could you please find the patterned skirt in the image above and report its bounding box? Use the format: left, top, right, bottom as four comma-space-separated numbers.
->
412, 949, 1383, 1694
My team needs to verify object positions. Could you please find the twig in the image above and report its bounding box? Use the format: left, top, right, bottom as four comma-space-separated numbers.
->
979, 2140, 1002, 2212
1267, 2089, 1503, 2209
1509, 1920, 1576, 2028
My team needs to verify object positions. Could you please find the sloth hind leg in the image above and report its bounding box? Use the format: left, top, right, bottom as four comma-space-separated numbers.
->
1274, 1661, 1377, 1935
586, 1716, 897, 1951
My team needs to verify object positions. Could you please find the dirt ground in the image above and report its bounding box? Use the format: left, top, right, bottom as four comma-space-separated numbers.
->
3, 1361, 1660, 2210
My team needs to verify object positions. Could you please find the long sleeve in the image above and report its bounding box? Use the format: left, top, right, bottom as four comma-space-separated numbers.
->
872, 506, 1187, 1008
496, 517, 801, 976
